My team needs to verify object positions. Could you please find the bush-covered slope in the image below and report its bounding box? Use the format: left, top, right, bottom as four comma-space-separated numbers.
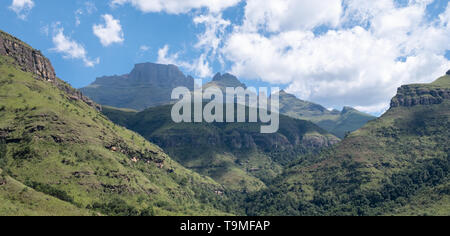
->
0, 34, 234, 216
103, 104, 339, 192
245, 75, 450, 216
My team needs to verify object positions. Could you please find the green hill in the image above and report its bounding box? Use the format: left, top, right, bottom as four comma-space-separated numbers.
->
102, 104, 339, 192
245, 74, 450, 216
0, 30, 234, 216
277, 90, 376, 138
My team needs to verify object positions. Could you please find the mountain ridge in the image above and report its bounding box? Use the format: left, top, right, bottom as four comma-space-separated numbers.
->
80, 62, 195, 111
276, 90, 376, 138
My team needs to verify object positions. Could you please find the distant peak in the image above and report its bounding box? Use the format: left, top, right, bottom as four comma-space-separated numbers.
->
212, 72, 238, 82
212, 72, 222, 81
277, 90, 298, 98
446, 69, 450, 75
341, 106, 356, 114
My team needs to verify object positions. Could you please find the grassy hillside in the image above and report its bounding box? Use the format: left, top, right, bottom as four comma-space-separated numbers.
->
245, 75, 450, 216
0, 54, 236, 216
102, 104, 339, 192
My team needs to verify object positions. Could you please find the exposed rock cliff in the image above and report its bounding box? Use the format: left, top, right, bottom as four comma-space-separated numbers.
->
390, 80, 450, 108
0, 30, 100, 111
0, 30, 56, 82
81, 63, 195, 110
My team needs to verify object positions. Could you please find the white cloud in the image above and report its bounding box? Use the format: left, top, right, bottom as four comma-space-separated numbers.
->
109, 0, 450, 113
110, 0, 241, 14
242, 0, 343, 32
75, 2, 97, 27
157, 45, 212, 78
139, 45, 150, 52
9, 0, 34, 20
51, 26, 99, 67
219, 0, 450, 113
93, 14, 124, 47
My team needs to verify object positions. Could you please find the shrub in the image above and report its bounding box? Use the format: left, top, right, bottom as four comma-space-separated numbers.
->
25, 181, 74, 203
90, 198, 143, 216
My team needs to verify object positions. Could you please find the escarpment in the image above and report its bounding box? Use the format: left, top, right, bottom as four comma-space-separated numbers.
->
0, 30, 100, 111
390, 80, 450, 108
0, 30, 56, 82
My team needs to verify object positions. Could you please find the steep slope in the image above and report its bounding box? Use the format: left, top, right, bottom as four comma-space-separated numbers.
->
246, 73, 450, 216
0, 168, 91, 216
277, 90, 376, 138
0, 31, 231, 216
80, 63, 195, 110
103, 104, 339, 192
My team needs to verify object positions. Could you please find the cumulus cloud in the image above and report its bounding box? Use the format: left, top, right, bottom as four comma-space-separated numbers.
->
110, 0, 241, 14
51, 26, 99, 67
93, 14, 124, 47
113, 0, 450, 113
9, 0, 34, 20
220, 0, 450, 113
242, 0, 343, 32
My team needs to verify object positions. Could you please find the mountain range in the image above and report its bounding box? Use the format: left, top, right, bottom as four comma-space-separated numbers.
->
82, 65, 375, 138
80, 63, 195, 111
0, 30, 448, 216
277, 90, 376, 138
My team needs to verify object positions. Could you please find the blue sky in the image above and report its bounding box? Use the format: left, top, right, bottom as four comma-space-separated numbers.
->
1, 0, 449, 115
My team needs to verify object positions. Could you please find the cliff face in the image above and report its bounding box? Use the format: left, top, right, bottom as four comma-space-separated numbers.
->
0, 30, 100, 111
0, 31, 56, 82
81, 63, 195, 110
390, 83, 450, 108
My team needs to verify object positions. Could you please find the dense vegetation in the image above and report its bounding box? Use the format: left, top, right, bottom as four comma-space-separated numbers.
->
102, 104, 339, 192
244, 84, 450, 215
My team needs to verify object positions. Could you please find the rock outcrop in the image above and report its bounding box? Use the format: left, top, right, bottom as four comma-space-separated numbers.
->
390, 84, 450, 108
447, 70, 450, 75
0, 30, 100, 111
0, 30, 56, 82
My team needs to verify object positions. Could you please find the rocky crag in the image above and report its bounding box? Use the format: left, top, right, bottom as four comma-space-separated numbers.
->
0, 30, 100, 111
0, 30, 55, 82
390, 76, 450, 108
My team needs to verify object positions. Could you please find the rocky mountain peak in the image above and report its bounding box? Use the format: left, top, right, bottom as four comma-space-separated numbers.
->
0, 30, 56, 82
446, 69, 450, 75
211, 73, 246, 88
341, 106, 356, 114
81, 62, 195, 110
